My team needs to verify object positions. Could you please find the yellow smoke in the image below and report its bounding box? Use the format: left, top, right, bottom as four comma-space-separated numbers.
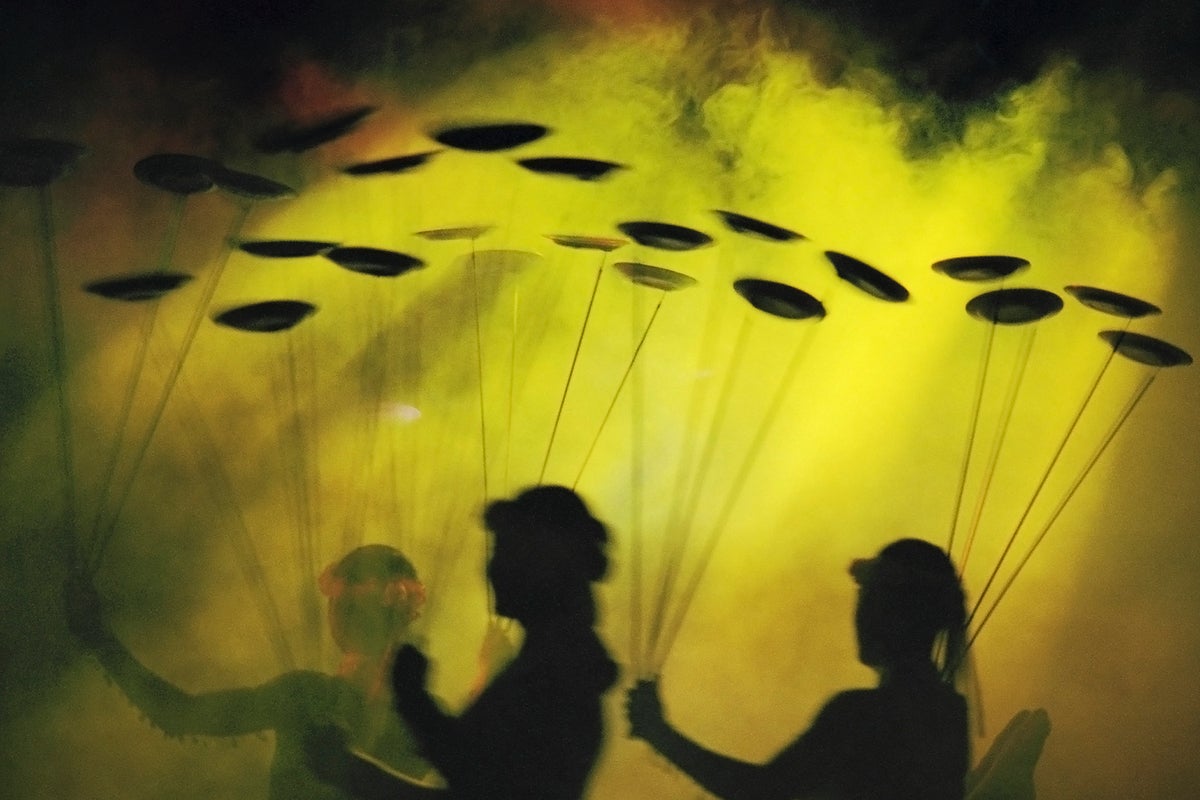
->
2, 11, 1198, 800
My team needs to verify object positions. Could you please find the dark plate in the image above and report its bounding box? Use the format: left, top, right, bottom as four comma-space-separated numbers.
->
1099, 331, 1192, 368
84, 272, 192, 301
933, 255, 1030, 282
516, 156, 623, 181
614, 262, 697, 292
733, 278, 825, 320
342, 150, 440, 176
617, 221, 713, 251
966, 288, 1063, 324
254, 106, 376, 154
133, 153, 218, 195
211, 167, 296, 201
213, 300, 316, 332
1065, 285, 1161, 319
713, 210, 804, 242
238, 240, 339, 258
824, 251, 909, 302
325, 246, 424, 277
432, 122, 549, 152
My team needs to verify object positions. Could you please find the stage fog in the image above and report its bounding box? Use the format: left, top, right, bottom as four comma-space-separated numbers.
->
2, 4, 1199, 799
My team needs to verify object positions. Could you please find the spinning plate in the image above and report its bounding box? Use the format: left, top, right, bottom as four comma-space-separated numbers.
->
432, 122, 549, 152
713, 210, 804, 242
416, 225, 494, 241
516, 157, 623, 181
342, 151, 439, 176
617, 221, 713, 251
1065, 286, 1161, 319
133, 154, 217, 195
614, 262, 697, 291
824, 251, 909, 302
238, 240, 339, 258
1100, 331, 1192, 368
325, 247, 424, 277
545, 234, 627, 252
85, 272, 192, 301
255, 106, 376, 154
213, 300, 316, 332
212, 168, 296, 201
934, 255, 1030, 282
734, 279, 825, 320
966, 288, 1063, 325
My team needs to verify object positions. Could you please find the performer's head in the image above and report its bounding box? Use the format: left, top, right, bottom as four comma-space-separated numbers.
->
482, 485, 609, 624
850, 538, 966, 681
319, 545, 425, 657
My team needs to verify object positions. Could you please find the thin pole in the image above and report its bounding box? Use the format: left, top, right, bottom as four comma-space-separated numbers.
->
967, 338, 1122, 625
674, 312, 755, 542
174, 362, 296, 670
90, 195, 188, 537
539, 254, 608, 483
649, 278, 730, 653
968, 371, 1157, 647
644, 310, 753, 660
948, 320, 997, 559
651, 317, 823, 671
571, 291, 665, 489
470, 242, 490, 497
628, 284, 647, 676
505, 282, 520, 494
89, 202, 253, 571
959, 325, 1038, 570
286, 330, 322, 665
36, 186, 76, 547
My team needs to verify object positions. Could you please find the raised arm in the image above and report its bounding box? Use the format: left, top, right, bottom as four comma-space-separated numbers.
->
626, 679, 790, 800
63, 572, 281, 738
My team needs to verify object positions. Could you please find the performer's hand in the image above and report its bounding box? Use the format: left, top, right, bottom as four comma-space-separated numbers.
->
303, 724, 353, 784
391, 644, 430, 712
626, 678, 669, 743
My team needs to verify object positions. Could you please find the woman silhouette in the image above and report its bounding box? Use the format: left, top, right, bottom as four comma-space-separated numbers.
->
308, 485, 619, 800
64, 544, 431, 800
627, 538, 970, 800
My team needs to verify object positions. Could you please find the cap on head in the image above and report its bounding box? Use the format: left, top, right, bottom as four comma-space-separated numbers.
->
853, 539, 960, 590
483, 485, 609, 582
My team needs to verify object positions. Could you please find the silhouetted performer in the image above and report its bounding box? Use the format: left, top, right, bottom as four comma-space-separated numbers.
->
308, 485, 619, 800
64, 544, 431, 800
627, 538, 970, 800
